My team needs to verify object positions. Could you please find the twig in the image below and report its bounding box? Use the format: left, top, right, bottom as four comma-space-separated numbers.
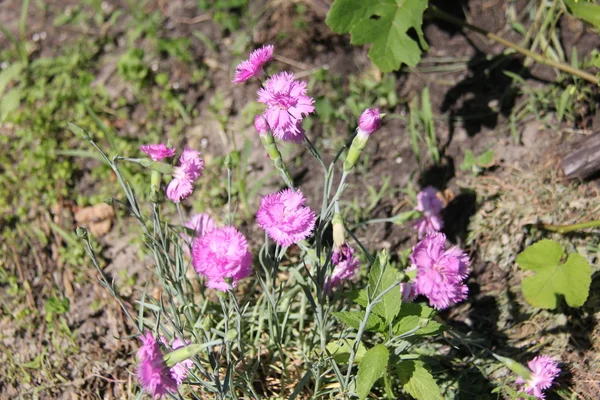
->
428, 6, 599, 85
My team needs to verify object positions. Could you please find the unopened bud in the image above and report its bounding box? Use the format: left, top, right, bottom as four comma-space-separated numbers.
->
332, 212, 345, 248
357, 108, 382, 137
254, 114, 269, 137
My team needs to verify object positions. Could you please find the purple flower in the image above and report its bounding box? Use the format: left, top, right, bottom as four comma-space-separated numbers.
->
516, 355, 560, 399
166, 148, 204, 203
409, 233, 470, 310
257, 72, 315, 142
192, 226, 253, 291
357, 108, 382, 137
256, 188, 316, 246
254, 114, 270, 136
136, 332, 179, 398
414, 186, 444, 238
325, 244, 361, 292
140, 143, 176, 161
232, 44, 274, 84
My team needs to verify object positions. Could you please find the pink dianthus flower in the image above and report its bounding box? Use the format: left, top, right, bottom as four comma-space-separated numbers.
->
357, 108, 382, 137
516, 355, 560, 399
257, 72, 315, 142
414, 186, 444, 238
325, 243, 360, 292
256, 188, 316, 246
232, 44, 274, 84
182, 213, 216, 253
140, 143, 176, 161
409, 232, 470, 310
192, 226, 253, 291
166, 148, 204, 203
137, 332, 184, 398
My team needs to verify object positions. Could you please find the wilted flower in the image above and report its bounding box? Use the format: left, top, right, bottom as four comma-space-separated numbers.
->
325, 243, 360, 292
414, 186, 444, 238
409, 232, 470, 310
516, 355, 560, 399
166, 148, 204, 203
192, 226, 253, 291
140, 143, 176, 161
256, 188, 316, 246
257, 72, 315, 142
357, 108, 382, 137
137, 332, 180, 398
232, 44, 274, 84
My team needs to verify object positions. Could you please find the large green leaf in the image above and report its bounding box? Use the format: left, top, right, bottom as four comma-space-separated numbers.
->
397, 360, 443, 400
563, 0, 600, 31
326, 0, 429, 72
333, 310, 384, 332
393, 303, 444, 337
356, 344, 389, 400
326, 339, 367, 364
368, 252, 402, 324
516, 239, 591, 309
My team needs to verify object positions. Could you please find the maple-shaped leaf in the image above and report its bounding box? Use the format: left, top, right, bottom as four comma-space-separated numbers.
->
326, 0, 429, 72
516, 239, 591, 309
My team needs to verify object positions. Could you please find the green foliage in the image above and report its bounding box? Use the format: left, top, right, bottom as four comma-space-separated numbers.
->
393, 303, 444, 336
326, 339, 367, 364
326, 0, 429, 72
397, 360, 444, 400
516, 239, 591, 309
563, 0, 600, 31
356, 345, 389, 400
368, 252, 402, 324
460, 149, 495, 176
117, 48, 149, 84
45, 296, 70, 323
409, 87, 439, 165
198, 0, 248, 32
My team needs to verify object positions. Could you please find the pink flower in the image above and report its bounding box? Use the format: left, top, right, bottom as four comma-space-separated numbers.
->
182, 213, 216, 253
256, 188, 316, 246
414, 186, 444, 238
232, 44, 274, 84
357, 108, 382, 137
516, 355, 560, 399
254, 114, 270, 136
399, 265, 417, 301
257, 72, 315, 142
409, 233, 470, 310
325, 244, 360, 292
192, 226, 253, 291
136, 332, 179, 398
140, 143, 177, 161
166, 148, 204, 203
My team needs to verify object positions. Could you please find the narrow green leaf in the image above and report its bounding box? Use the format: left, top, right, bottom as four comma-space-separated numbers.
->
356, 344, 389, 400
397, 360, 443, 400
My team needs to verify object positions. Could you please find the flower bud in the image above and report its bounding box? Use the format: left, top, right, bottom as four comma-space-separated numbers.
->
254, 114, 270, 137
332, 212, 345, 248
357, 108, 382, 137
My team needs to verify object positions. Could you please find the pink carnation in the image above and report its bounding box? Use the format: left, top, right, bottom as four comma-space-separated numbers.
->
409, 232, 470, 310
232, 44, 274, 84
192, 226, 253, 291
256, 188, 316, 246
257, 72, 315, 142
166, 148, 204, 203
357, 108, 382, 137
414, 186, 444, 238
137, 332, 179, 398
325, 244, 360, 292
516, 355, 560, 399
140, 143, 176, 161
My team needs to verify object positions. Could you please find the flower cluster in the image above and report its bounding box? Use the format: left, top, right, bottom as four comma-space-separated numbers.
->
137, 332, 192, 398
192, 226, 253, 291
516, 355, 560, 399
166, 148, 204, 203
414, 186, 444, 238
256, 188, 316, 247
406, 233, 470, 310
325, 243, 360, 292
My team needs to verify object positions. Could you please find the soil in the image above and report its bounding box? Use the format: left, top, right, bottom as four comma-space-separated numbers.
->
1, 0, 599, 398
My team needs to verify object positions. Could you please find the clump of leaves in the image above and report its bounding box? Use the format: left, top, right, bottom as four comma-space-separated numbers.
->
326, 0, 429, 72
516, 239, 591, 309
460, 149, 495, 176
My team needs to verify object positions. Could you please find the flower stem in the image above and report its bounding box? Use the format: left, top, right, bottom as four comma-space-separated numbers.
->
538, 219, 600, 234
428, 6, 599, 85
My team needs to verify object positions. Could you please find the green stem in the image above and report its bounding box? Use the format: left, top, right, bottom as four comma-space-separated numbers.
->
428, 6, 599, 85
538, 219, 600, 234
